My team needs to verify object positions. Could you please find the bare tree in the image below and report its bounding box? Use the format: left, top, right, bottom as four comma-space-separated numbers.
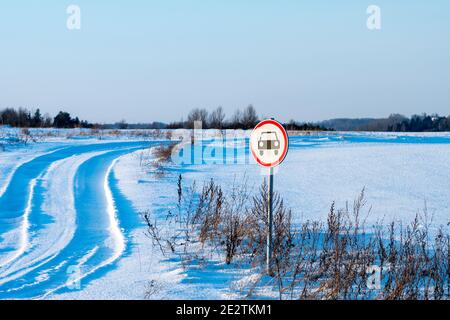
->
229, 109, 242, 129
209, 106, 226, 129
43, 113, 53, 127
187, 108, 209, 128
241, 105, 258, 129
117, 119, 128, 129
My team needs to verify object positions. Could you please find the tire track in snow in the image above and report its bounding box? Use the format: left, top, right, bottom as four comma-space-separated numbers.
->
0, 152, 109, 284
0, 143, 153, 298
0, 148, 67, 198
104, 157, 126, 261
0, 179, 37, 268
40, 155, 130, 299
0, 148, 103, 272
0, 142, 152, 298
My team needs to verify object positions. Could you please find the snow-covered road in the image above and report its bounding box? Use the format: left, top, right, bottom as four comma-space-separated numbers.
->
0, 141, 154, 299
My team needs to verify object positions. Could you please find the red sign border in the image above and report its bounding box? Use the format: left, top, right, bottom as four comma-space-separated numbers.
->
250, 119, 289, 168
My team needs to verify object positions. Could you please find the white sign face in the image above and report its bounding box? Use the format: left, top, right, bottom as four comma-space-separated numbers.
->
250, 119, 289, 167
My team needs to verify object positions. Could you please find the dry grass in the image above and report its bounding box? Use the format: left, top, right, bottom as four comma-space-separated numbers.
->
152, 144, 176, 165
143, 176, 449, 300
135, 143, 177, 179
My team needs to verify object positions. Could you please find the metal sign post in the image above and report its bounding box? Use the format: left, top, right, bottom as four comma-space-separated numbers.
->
267, 166, 274, 276
250, 119, 289, 276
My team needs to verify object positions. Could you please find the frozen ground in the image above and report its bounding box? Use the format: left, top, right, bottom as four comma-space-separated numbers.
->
0, 128, 449, 299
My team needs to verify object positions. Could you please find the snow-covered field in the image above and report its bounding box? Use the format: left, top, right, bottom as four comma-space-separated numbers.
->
0, 128, 449, 299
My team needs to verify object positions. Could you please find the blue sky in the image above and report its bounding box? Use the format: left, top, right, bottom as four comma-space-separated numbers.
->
0, 1, 449, 123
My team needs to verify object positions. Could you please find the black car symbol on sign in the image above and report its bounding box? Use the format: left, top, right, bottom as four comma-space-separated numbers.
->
258, 131, 280, 156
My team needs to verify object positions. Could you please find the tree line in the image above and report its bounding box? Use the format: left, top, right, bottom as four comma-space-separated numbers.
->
0, 108, 94, 128
166, 105, 330, 131
356, 113, 450, 132
166, 105, 258, 129
0, 105, 330, 131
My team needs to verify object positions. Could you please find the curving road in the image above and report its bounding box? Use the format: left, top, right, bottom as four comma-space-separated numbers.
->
0, 141, 154, 299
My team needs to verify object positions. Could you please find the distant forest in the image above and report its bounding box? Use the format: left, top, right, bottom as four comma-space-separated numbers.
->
318, 113, 450, 132
1, 106, 450, 132
0, 108, 93, 129
0, 106, 328, 131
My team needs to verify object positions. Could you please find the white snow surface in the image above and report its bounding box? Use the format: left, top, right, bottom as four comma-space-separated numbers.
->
1, 129, 449, 299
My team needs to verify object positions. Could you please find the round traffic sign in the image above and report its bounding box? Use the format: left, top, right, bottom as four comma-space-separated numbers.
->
250, 119, 289, 167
